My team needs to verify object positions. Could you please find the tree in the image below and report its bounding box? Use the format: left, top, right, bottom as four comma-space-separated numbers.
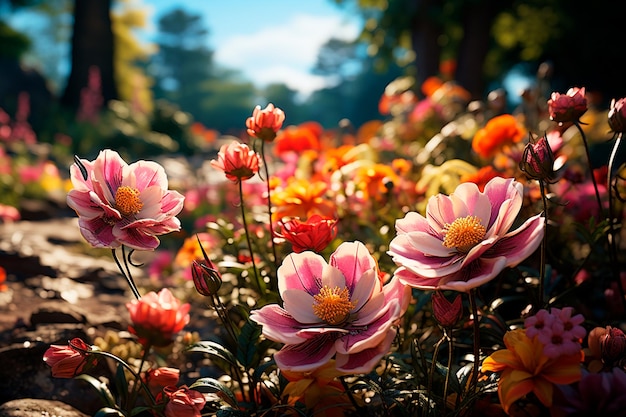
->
61, 0, 117, 109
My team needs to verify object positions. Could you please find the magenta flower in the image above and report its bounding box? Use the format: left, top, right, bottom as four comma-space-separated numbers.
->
388, 177, 544, 292
67, 149, 184, 251
250, 241, 411, 373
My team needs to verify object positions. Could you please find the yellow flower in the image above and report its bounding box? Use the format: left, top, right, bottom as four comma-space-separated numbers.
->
482, 329, 582, 414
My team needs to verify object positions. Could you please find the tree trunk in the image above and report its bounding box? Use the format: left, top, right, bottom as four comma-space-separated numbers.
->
409, 0, 444, 97
61, 0, 117, 109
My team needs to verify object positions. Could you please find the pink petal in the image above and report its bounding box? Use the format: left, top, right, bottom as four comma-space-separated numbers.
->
350, 268, 379, 312
487, 214, 544, 267
321, 264, 347, 289
92, 150, 126, 203
388, 234, 462, 278
69, 159, 95, 191
394, 266, 440, 290
395, 211, 430, 234
250, 305, 308, 344
278, 252, 326, 296
484, 177, 522, 229
78, 217, 119, 248
335, 329, 396, 373
274, 333, 338, 372
329, 241, 377, 291
281, 289, 319, 324
338, 302, 400, 354
131, 160, 168, 190
437, 257, 509, 292
117, 227, 160, 251
403, 230, 455, 257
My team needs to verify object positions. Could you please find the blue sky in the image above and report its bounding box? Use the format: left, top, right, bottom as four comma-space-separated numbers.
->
142, 0, 362, 95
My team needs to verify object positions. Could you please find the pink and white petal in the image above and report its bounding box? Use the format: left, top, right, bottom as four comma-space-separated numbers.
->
437, 257, 508, 292
329, 241, 377, 290
278, 252, 326, 295
352, 290, 386, 326
161, 190, 185, 215
321, 265, 347, 290
388, 235, 462, 278
67, 190, 103, 219
350, 268, 378, 312
335, 329, 396, 374
69, 159, 95, 191
484, 178, 522, 229
274, 334, 338, 372
402, 231, 455, 257
78, 217, 118, 248
117, 227, 160, 251
250, 305, 308, 344
395, 211, 430, 235
489, 214, 544, 267
131, 161, 168, 190
383, 277, 411, 318
393, 267, 441, 290
137, 186, 165, 218
282, 289, 319, 324
338, 303, 400, 354
451, 182, 492, 225
426, 194, 456, 229
92, 150, 126, 203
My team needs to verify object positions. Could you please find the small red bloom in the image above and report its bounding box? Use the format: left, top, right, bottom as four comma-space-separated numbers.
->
548, 87, 587, 123
144, 367, 180, 397
276, 214, 338, 253
163, 385, 206, 417
608, 97, 626, 133
43, 338, 94, 378
210, 141, 260, 183
520, 133, 557, 182
126, 288, 190, 347
246, 103, 285, 142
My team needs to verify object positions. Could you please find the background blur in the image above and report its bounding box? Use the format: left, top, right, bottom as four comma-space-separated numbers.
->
1, 0, 625, 158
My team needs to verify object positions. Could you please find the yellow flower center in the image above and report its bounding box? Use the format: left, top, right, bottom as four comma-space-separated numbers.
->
442, 215, 486, 252
312, 285, 356, 325
115, 186, 143, 216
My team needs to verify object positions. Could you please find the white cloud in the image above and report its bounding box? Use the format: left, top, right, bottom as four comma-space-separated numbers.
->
214, 14, 360, 96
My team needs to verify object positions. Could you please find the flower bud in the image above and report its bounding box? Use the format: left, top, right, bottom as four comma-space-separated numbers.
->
548, 87, 587, 123
600, 326, 626, 365
191, 259, 222, 297
519, 133, 556, 182
431, 291, 463, 328
608, 98, 626, 133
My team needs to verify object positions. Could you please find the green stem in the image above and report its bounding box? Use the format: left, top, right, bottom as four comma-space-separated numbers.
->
538, 180, 549, 309
468, 290, 480, 395
574, 121, 604, 216
442, 331, 453, 417
238, 180, 260, 292
112, 248, 141, 300
126, 345, 152, 414
260, 140, 279, 270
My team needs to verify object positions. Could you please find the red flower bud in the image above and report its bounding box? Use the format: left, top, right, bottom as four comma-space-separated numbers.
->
608, 97, 626, 133
191, 259, 222, 297
43, 338, 95, 378
519, 133, 557, 182
431, 291, 463, 328
600, 326, 626, 365
548, 87, 587, 123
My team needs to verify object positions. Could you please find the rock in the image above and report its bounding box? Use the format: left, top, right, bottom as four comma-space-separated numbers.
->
0, 399, 88, 417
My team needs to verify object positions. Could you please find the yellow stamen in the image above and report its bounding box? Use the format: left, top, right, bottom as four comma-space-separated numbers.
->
442, 215, 486, 252
312, 285, 356, 325
115, 186, 143, 216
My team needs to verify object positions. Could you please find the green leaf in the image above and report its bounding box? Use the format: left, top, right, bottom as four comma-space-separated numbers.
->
190, 377, 238, 408
216, 407, 248, 417
75, 374, 116, 408
187, 340, 238, 370
236, 320, 262, 368
93, 407, 125, 417
113, 363, 128, 408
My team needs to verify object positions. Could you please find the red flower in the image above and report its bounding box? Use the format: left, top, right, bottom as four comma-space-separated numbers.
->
43, 338, 94, 378
276, 214, 338, 253
210, 141, 260, 183
246, 103, 285, 142
126, 288, 190, 347
548, 87, 587, 123
274, 124, 321, 158
471, 114, 526, 158
144, 367, 180, 397
608, 97, 626, 133
163, 385, 206, 417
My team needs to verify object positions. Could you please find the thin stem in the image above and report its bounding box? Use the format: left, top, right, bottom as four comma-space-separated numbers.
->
538, 180, 549, 309
238, 180, 261, 293
112, 248, 141, 300
441, 331, 453, 417
260, 141, 279, 269
126, 345, 152, 414
574, 121, 604, 216
468, 290, 480, 395
426, 336, 445, 417
607, 133, 626, 309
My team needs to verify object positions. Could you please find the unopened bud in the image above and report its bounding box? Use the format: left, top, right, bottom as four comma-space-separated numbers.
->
432, 291, 463, 328
608, 98, 626, 133
191, 259, 222, 297
600, 326, 626, 365
519, 133, 556, 182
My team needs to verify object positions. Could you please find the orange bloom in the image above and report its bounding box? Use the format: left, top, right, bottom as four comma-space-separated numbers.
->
460, 166, 503, 192
274, 124, 321, 158
354, 163, 399, 202
0, 266, 7, 292
472, 114, 526, 159
482, 329, 582, 413
271, 179, 336, 222
174, 233, 218, 269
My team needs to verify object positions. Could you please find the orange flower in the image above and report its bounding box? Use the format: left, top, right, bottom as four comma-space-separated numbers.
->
281, 360, 353, 417
271, 179, 336, 222
246, 103, 285, 142
482, 329, 582, 413
354, 163, 399, 202
0, 266, 7, 292
174, 233, 218, 269
471, 114, 526, 158
274, 124, 321, 158
460, 166, 503, 192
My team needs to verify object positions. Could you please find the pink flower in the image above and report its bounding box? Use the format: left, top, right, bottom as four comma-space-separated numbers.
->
548, 87, 587, 123
250, 241, 411, 373
144, 367, 180, 397
388, 177, 544, 292
66, 149, 185, 251
126, 288, 190, 347
524, 309, 555, 340
608, 97, 626, 133
0, 203, 20, 222
525, 307, 586, 358
246, 103, 285, 142
163, 385, 206, 417
276, 214, 338, 253
210, 141, 260, 183
43, 338, 94, 378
